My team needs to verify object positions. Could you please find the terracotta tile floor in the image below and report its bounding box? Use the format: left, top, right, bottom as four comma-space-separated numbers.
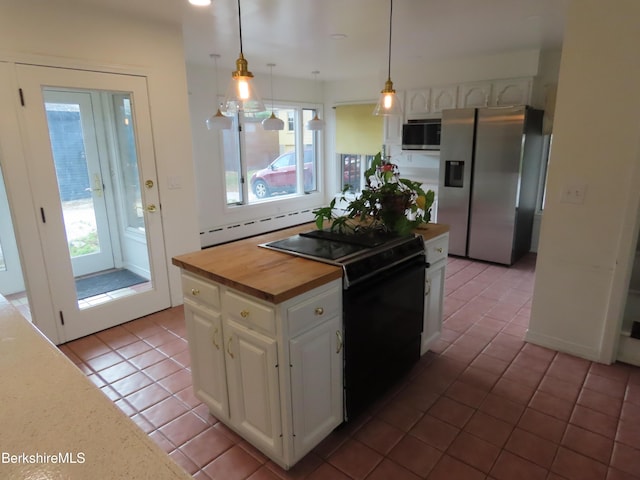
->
59, 254, 640, 480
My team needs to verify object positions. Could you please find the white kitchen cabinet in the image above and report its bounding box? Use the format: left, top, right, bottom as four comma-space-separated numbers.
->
182, 275, 229, 420
431, 86, 458, 114
181, 273, 343, 469
491, 78, 532, 106
383, 114, 403, 146
405, 89, 431, 118
421, 232, 449, 354
458, 82, 492, 108
289, 314, 342, 457
224, 317, 282, 457
183, 300, 229, 420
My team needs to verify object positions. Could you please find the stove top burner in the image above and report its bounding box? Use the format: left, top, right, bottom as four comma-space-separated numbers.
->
262, 234, 365, 262
260, 229, 426, 288
299, 229, 402, 248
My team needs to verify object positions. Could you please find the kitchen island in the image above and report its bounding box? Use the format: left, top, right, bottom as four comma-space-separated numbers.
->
0, 294, 192, 480
172, 221, 449, 469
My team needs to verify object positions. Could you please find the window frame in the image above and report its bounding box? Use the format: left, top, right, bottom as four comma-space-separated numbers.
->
220, 102, 322, 209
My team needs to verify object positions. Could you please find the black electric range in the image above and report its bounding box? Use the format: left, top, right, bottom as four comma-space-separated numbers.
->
260, 229, 426, 289
261, 228, 427, 421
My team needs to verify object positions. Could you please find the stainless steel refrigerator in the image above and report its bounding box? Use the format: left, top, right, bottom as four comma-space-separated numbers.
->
437, 106, 543, 265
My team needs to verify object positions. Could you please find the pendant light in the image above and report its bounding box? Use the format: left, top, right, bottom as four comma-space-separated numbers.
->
224, 0, 265, 114
373, 0, 402, 116
306, 71, 325, 131
206, 54, 232, 130
262, 63, 284, 131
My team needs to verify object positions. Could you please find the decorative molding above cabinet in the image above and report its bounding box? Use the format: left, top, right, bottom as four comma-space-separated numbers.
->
492, 78, 532, 106
458, 82, 492, 108
403, 77, 533, 120
431, 86, 458, 114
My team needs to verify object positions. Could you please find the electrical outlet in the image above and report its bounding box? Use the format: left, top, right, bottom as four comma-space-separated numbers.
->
560, 182, 587, 204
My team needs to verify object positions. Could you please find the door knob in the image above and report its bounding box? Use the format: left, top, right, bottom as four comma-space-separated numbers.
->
146, 204, 157, 212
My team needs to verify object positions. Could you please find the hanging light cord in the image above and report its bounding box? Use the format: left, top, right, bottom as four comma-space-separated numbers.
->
269, 64, 275, 111
212, 55, 220, 100
387, 0, 393, 81
237, 0, 244, 55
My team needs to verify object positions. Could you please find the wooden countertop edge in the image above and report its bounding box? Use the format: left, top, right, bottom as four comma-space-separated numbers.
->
172, 259, 343, 303
173, 222, 449, 303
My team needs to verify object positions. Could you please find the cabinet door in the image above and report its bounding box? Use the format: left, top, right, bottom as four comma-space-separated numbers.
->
383, 115, 403, 146
184, 301, 229, 420
224, 319, 283, 457
405, 89, 431, 118
289, 315, 343, 458
431, 86, 458, 114
458, 82, 491, 108
492, 79, 532, 106
422, 262, 446, 354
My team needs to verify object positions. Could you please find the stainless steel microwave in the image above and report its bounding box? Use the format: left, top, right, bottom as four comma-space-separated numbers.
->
402, 119, 441, 150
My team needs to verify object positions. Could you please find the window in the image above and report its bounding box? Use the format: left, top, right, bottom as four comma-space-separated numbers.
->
335, 104, 383, 194
221, 105, 319, 205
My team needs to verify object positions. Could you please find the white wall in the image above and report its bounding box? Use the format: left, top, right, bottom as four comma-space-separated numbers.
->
0, 0, 200, 307
187, 46, 560, 245
528, 0, 640, 362
186, 62, 325, 246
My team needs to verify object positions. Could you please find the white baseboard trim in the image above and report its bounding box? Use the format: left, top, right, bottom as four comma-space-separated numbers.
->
200, 209, 316, 248
525, 329, 604, 363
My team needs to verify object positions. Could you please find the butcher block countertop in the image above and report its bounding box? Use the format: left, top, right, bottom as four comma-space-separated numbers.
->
0, 295, 192, 480
172, 222, 449, 304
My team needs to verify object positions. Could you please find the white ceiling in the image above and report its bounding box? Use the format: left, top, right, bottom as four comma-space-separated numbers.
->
69, 0, 570, 81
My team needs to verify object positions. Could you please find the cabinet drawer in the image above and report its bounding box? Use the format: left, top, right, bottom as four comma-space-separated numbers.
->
425, 234, 449, 264
288, 286, 341, 337
182, 273, 220, 309
223, 289, 276, 335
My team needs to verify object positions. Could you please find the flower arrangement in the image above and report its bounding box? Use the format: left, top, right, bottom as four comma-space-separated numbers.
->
313, 152, 435, 236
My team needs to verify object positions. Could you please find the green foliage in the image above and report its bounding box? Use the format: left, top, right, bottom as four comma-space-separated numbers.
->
313, 152, 435, 236
68, 231, 99, 257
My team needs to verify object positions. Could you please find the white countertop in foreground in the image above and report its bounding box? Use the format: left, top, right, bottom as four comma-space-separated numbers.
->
0, 295, 192, 480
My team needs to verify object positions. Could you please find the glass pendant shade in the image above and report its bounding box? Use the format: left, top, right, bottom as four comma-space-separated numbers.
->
373, 79, 402, 116
306, 114, 325, 131
224, 58, 265, 113
224, 0, 265, 114
206, 108, 233, 130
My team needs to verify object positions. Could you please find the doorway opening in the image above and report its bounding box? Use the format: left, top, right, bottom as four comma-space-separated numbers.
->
43, 89, 152, 309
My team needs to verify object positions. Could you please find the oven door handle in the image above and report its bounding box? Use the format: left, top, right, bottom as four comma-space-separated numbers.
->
336, 330, 343, 354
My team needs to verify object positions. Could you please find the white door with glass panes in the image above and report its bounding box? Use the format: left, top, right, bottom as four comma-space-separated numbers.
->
15, 64, 170, 342
43, 90, 116, 277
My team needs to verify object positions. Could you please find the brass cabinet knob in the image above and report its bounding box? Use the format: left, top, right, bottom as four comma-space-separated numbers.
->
145, 179, 154, 189
314, 307, 324, 316
240, 309, 250, 318
435, 247, 443, 253
191, 288, 200, 296
146, 204, 157, 213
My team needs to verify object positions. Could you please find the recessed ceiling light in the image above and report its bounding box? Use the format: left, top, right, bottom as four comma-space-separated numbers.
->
189, 0, 211, 6
330, 33, 348, 40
